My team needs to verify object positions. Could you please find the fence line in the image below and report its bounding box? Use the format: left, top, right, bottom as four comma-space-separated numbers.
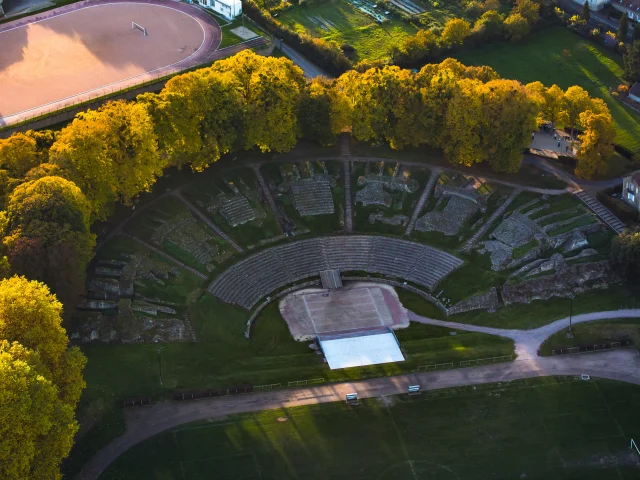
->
417, 362, 454, 371
253, 383, 281, 391
287, 378, 324, 388
459, 355, 514, 367
551, 340, 631, 356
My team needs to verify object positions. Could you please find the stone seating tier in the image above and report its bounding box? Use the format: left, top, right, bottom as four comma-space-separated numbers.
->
208, 236, 464, 309
220, 196, 255, 227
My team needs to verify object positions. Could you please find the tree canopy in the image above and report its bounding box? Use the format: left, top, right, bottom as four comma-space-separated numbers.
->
2, 176, 95, 305
0, 276, 85, 480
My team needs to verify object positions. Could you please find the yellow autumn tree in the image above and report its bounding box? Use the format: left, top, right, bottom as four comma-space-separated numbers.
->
138, 68, 243, 172
0, 132, 40, 178
0, 276, 85, 480
49, 100, 163, 220
441, 18, 472, 47
211, 51, 306, 153
575, 110, 616, 179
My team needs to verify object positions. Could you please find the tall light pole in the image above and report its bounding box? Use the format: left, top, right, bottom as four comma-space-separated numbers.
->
568, 294, 575, 337
156, 344, 165, 386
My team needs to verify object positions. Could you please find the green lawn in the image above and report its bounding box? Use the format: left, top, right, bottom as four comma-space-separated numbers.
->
102, 376, 640, 479
456, 27, 640, 156
219, 17, 265, 49
540, 318, 640, 356
65, 295, 513, 477
277, 1, 417, 61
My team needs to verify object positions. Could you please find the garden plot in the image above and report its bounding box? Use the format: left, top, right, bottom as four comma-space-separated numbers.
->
352, 160, 430, 234
276, 0, 417, 61
183, 167, 282, 249
123, 196, 234, 271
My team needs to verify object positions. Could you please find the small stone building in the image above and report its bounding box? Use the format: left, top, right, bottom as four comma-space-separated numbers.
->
622, 173, 640, 211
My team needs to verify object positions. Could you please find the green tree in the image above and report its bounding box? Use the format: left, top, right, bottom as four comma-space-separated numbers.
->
611, 228, 640, 282
618, 14, 629, 41
2, 176, 95, 306
50, 100, 163, 220
440, 18, 472, 47
473, 10, 504, 41
396, 29, 439, 64
0, 276, 86, 480
298, 78, 337, 146
575, 110, 616, 179
623, 40, 640, 82
513, 0, 540, 24
633, 23, 640, 42
581, 0, 590, 23
504, 13, 530, 41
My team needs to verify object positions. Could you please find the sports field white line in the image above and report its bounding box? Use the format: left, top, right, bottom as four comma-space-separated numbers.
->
0, 1, 211, 120
366, 287, 385, 326
302, 295, 317, 334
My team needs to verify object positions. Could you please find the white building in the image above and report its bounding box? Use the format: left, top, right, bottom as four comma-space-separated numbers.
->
573, 0, 609, 11
198, 0, 241, 20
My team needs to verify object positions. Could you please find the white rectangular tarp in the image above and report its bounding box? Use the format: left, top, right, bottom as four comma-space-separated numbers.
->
319, 332, 405, 370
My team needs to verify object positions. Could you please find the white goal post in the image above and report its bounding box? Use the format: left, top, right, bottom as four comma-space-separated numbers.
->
132, 21, 148, 36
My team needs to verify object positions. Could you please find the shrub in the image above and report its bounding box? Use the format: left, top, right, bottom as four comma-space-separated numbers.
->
618, 84, 629, 94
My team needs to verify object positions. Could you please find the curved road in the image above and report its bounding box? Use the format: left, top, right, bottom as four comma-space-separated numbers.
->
76, 308, 640, 480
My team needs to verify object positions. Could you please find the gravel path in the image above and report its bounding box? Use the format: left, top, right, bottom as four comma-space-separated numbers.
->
75, 309, 640, 480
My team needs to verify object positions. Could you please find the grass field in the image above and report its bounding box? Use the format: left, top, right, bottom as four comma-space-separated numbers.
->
456, 27, 640, 156
277, 0, 417, 61
540, 318, 640, 356
64, 296, 514, 477
101, 376, 640, 479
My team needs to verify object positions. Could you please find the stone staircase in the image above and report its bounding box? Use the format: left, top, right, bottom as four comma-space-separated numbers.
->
574, 190, 625, 234
460, 189, 521, 252
405, 168, 439, 236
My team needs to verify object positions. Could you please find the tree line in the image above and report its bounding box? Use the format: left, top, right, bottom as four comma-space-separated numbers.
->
0, 50, 617, 477
392, 0, 559, 67
0, 51, 616, 309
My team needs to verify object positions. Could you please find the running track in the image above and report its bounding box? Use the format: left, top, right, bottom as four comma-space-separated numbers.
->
0, 0, 233, 126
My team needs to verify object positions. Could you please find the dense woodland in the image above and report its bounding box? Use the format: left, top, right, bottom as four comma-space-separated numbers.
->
0, 50, 622, 479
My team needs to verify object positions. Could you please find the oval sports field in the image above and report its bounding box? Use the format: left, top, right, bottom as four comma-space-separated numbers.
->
0, 0, 221, 124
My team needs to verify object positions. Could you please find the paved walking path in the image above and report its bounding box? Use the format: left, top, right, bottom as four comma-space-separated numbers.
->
76, 308, 640, 480
405, 167, 438, 236
409, 308, 640, 361
173, 191, 243, 252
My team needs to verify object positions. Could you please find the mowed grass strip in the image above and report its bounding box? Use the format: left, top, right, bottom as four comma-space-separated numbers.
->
277, 0, 417, 61
456, 27, 640, 154
101, 377, 640, 480
540, 318, 640, 355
